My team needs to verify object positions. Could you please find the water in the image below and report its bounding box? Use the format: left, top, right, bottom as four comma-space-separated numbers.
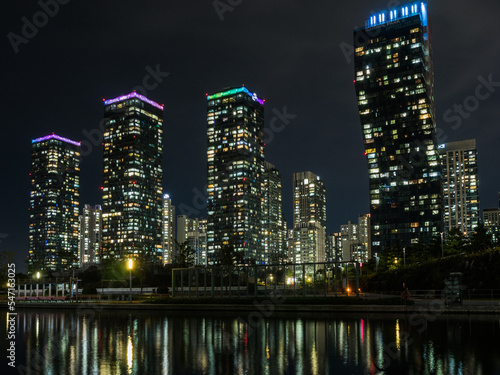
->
2, 309, 500, 374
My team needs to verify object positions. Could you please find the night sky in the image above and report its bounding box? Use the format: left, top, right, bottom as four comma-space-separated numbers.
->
2, 1, 499, 272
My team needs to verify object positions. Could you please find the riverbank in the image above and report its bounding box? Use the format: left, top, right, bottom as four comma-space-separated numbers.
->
11, 300, 500, 314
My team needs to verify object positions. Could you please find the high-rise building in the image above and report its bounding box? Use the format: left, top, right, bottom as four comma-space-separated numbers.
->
439, 139, 479, 236
286, 229, 294, 263
483, 208, 500, 244
329, 232, 343, 262
176, 216, 208, 266
206, 86, 265, 264
354, 1, 442, 253
190, 218, 208, 266
163, 194, 176, 264
79, 204, 102, 266
358, 213, 372, 261
339, 215, 371, 263
177, 215, 198, 244
102, 92, 164, 263
263, 162, 286, 263
292, 171, 327, 264
29, 134, 81, 273
341, 221, 358, 262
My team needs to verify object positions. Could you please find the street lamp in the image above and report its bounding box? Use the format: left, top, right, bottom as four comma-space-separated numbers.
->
128, 259, 133, 303
35, 272, 40, 297
403, 248, 406, 267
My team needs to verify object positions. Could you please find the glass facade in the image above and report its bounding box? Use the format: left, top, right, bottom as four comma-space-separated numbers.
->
206, 86, 265, 264
439, 139, 479, 236
262, 162, 286, 263
29, 134, 81, 273
354, 1, 442, 253
292, 171, 327, 264
162, 194, 176, 265
102, 92, 164, 263
483, 207, 500, 244
79, 204, 102, 265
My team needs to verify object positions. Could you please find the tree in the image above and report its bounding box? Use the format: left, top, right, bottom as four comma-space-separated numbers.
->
79, 265, 102, 288
470, 223, 492, 252
444, 228, 469, 255
174, 240, 195, 268
218, 243, 244, 267
0, 250, 15, 289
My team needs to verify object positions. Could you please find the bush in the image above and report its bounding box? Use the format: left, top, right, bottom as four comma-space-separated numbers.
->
157, 285, 170, 294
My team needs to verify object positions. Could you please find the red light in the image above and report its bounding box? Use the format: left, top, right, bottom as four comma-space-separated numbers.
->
100, 186, 104, 190
133, 181, 136, 184
364, 152, 367, 156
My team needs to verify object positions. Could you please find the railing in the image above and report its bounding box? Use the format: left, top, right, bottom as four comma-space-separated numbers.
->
171, 262, 362, 298
372, 289, 500, 301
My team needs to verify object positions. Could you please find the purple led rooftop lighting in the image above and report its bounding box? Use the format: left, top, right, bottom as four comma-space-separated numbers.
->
32, 134, 81, 147
104, 91, 164, 110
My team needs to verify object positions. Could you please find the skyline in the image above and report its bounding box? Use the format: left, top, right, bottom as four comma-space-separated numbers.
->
3, 1, 500, 272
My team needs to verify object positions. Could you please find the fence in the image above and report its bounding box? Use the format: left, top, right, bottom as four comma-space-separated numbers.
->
171, 262, 361, 298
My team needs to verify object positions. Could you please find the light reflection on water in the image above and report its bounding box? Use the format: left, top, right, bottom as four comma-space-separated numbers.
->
3, 310, 500, 374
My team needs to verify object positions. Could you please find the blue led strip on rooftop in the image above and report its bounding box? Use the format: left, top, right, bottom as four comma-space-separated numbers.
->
207, 87, 265, 106
363, 1, 427, 29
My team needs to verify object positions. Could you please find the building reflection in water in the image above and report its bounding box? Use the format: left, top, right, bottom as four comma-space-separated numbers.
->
10, 310, 499, 374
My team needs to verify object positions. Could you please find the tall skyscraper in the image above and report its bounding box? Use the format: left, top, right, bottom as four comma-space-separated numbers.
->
263, 161, 286, 263
341, 221, 358, 262
328, 232, 343, 262
29, 134, 81, 273
339, 214, 371, 263
175, 215, 207, 265
483, 199, 500, 244
177, 215, 198, 244
191, 218, 208, 266
206, 86, 265, 264
163, 194, 176, 264
354, 1, 442, 253
358, 213, 372, 261
79, 204, 102, 266
292, 171, 327, 264
102, 92, 164, 263
439, 139, 479, 236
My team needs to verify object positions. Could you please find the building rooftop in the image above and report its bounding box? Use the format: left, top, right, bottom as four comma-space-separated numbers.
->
31, 133, 81, 147
356, 1, 427, 31
207, 86, 265, 106
104, 91, 163, 111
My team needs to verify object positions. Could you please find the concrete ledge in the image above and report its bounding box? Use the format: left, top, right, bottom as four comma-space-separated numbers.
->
9, 302, 500, 314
